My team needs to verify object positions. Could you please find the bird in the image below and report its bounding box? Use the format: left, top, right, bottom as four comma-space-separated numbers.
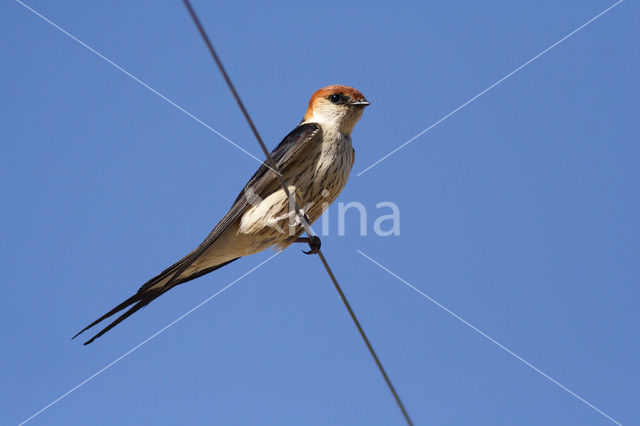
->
73, 84, 369, 344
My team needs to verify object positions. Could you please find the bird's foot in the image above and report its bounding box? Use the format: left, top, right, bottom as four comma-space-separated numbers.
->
295, 236, 321, 255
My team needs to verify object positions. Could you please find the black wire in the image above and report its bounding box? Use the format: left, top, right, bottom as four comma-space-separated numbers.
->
181, 2, 413, 424
316, 251, 413, 425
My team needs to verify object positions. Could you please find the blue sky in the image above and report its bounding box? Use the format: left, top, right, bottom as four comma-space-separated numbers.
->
2, 1, 639, 425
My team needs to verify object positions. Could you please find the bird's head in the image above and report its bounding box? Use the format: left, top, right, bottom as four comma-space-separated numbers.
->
303, 85, 369, 136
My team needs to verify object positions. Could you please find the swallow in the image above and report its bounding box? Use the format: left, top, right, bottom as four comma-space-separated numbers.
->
74, 85, 369, 344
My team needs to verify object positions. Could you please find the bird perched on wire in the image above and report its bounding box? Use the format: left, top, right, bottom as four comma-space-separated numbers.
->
74, 84, 369, 344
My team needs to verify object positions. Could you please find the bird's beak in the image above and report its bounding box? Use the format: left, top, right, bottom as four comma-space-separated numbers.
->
350, 100, 370, 107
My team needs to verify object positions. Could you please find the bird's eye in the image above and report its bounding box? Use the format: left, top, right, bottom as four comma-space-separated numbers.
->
329, 93, 344, 104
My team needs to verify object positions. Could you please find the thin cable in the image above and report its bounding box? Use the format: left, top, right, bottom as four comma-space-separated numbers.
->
316, 251, 413, 425
181, 1, 413, 424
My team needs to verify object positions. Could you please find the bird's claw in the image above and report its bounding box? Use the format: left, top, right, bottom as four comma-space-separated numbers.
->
297, 236, 321, 255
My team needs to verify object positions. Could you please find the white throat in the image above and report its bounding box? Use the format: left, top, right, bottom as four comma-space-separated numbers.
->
305, 105, 363, 136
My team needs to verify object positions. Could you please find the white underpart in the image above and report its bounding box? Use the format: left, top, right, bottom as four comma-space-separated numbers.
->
239, 186, 294, 234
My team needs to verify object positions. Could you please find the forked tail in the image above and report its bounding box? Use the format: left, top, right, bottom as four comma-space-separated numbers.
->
73, 257, 239, 344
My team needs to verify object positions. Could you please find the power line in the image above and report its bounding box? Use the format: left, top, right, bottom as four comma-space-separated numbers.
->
181, 1, 413, 424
